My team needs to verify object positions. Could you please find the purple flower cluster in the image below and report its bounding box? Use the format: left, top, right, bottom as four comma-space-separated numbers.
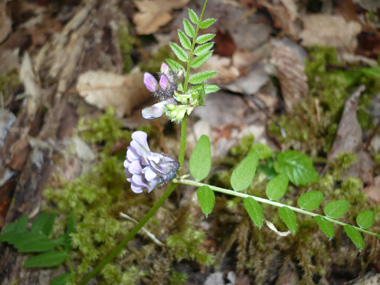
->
124, 131, 180, 193
142, 63, 183, 120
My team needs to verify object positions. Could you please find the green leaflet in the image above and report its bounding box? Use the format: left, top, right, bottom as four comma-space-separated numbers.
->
189, 71, 217, 84
24, 251, 67, 268
344, 225, 364, 250
14, 232, 56, 253
31, 213, 57, 236
189, 84, 220, 95
278, 207, 297, 232
265, 174, 289, 201
200, 18, 216, 29
297, 191, 324, 211
51, 273, 73, 285
274, 150, 319, 186
356, 210, 374, 230
169, 42, 188, 62
188, 9, 199, 24
65, 211, 76, 253
194, 42, 214, 56
230, 152, 259, 192
197, 186, 215, 217
166, 59, 185, 72
178, 30, 191, 50
191, 51, 213, 69
324, 200, 349, 219
189, 135, 212, 181
314, 216, 334, 239
196, 33, 215, 44
183, 18, 195, 37
249, 143, 273, 159
244, 197, 263, 228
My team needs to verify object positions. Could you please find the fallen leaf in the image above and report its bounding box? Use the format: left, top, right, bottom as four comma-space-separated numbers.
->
198, 55, 240, 84
328, 86, 365, 160
133, 0, 190, 35
214, 29, 237, 57
76, 69, 151, 117
299, 14, 361, 51
0, 0, 12, 43
271, 45, 308, 112
6, 137, 30, 171
364, 176, 380, 205
0, 48, 19, 75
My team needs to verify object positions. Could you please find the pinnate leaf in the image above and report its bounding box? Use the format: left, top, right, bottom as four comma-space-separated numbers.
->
189, 71, 217, 84
200, 18, 216, 29
249, 143, 273, 159
196, 33, 215, 44
324, 200, 349, 219
190, 84, 220, 95
356, 210, 374, 230
344, 225, 364, 250
194, 42, 214, 56
191, 51, 212, 69
51, 273, 73, 285
189, 135, 211, 181
183, 19, 195, 37
265, 174, 289, 201
274, 150, 319, 186
169, 42, 188, 62
24, 251, 67, 268
314, 216, 334, 239
197, 186, 215, 217
178, 30, 191, 50
244, 197, 263, 228
166, 59, 185, 72
14, 232, 56, 252
31, 213, 57, 236
188, 9, 199, 24
278, 207, 297, 232
297, 191, 324, 211
231, 152, 259, 191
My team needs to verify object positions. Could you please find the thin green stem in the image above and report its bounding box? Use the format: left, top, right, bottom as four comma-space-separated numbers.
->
178, 115, 187, 174
174, 178, 380, 238
79, 183, 178, 284
183, 0, 208, 93
56, 244, 74, 273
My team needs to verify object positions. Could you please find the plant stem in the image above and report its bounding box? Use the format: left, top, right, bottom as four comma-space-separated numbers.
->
183, 0, 208, 93
56, 244, 74, 273
174, 178, 380, 238
178, 115, 187, 174
79, 183, 177, 284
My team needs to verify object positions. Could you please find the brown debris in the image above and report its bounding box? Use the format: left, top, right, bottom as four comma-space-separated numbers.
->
271, 45, 308, 112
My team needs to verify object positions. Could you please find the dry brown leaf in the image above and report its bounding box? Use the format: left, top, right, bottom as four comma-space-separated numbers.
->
271, 45, 308, 112
76, 70, 151, 117
300, 14, 361, 51
328, 86, 365, 160
0, 0, 12, 43
198, 55, 240, 84
364, 176, 380, 205
133, 0, 189, 35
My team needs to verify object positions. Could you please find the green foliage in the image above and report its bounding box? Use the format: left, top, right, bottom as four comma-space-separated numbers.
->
274, 150, 319, 186
169, 270, 188, 285
231, 152, 259, 191
250, 143, 273, 159
278, 207, 297, 232
188, 8, 198, 24
244, 197, 263, 228
51, 273, 73, 285
189, 71, 217, 84
170, 42, 188, 62
178, 30, 191, 50
344, 225, 364, 250
324, 200, 349, 219
196, 33, 215, 44
265, 174, 289, 201
118, 23, 134, 73
314, 216, 334, 239
189, 135, 212, 181
356, 210, 374, 229
199, 18, 216, 29
193, 42, 214, 56
297, 191, 324, 211
183, 18, 195, 37
197, 186, 215, 217
24, 251, 67, 268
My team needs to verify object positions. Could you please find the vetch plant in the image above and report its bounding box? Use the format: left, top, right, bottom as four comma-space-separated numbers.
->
0, 1, 379, 284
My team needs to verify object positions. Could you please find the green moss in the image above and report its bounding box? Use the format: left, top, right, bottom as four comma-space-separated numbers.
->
118, 23, 134, 74
0, 71, 19, 101
169, 270, 188, 285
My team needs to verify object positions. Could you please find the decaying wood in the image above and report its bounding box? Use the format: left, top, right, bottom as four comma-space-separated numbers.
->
0, 0, 141, 283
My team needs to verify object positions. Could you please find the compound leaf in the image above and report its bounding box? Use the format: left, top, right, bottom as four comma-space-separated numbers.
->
197, 186, 215, 217
200, 18, 216, 29
166, 59, 185, 72
183, 18, 195, 37
244, 197, 263, 228
196, 33, 215, 44
169, 42, 188, 62
188, 9, 199, 24
194, 42, 214, 56
191, 51, 212, 69
189, 71, 217, 84
178, 30, 191, 50
189, 135, 211, 181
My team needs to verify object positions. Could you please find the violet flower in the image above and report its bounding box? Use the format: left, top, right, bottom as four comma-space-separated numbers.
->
124, 131, 180, 193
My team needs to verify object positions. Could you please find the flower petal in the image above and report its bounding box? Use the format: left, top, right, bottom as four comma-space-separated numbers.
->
144, 166, 158, 182
127, 147, 139, 161
128, 160, 142, 175
159, 75, 169, 90
160, 62, 170, 74
144, 72, 159, 92
132, 174, 148, 187
131, 183, 144, 193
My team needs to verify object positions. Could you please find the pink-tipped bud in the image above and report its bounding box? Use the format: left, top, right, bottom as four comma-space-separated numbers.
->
160, 62, 170, 74
144, 72, 159, 92
159, 75, 169, 90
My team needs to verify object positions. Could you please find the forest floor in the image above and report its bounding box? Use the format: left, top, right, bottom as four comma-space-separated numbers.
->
1, 0, 380, 284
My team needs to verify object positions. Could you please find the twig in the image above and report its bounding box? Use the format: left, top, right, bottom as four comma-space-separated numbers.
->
119, 212, 164, 246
